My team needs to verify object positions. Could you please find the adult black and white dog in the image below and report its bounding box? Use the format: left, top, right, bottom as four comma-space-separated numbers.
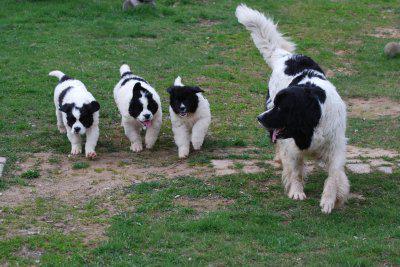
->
167, 77, 211, 158
49, 70, 100, 158
236, 4, 349, 213
114, 64, 162, 152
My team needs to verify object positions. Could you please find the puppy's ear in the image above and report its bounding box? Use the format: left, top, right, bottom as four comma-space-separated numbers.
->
133, 82, 142, 91
89, 101, 100, 113
191, 86, 204, 94
166, 87, 174, 95
59, 103, 74, 113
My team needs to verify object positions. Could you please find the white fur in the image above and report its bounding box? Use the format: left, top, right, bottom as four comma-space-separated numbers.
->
236, 4, 349, 214
113, 64, 162, 152
49, 70, 99, 158
169, 76, 211, 158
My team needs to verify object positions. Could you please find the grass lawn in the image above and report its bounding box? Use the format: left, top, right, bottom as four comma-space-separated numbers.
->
0, 0, 399, 265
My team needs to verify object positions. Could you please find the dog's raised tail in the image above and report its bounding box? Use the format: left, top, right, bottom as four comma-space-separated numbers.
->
235, 4, 295, 67
120, 64, 131, 77
49, 70, 67, 81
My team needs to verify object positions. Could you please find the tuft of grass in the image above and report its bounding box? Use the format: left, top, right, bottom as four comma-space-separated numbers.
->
20, 169, 40, 179
72, 162, 90, 170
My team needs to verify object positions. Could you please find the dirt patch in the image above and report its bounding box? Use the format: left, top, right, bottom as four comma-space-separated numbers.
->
14, 246, 43, 262
346, 97, 400, 119
347, 145, 398, 159
174, 196, 234, 212
368, 27, 400, 38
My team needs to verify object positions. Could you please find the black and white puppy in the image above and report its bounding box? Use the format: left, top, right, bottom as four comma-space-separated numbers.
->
167, 77, 211, 158
114, 64, 162, 152
236, 4, 349, 214
49, 70, 100, 158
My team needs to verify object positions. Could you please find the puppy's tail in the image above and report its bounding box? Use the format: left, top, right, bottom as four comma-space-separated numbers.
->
49, 70, 68, 81
120, 64, 131, 77
235, 4, 296, 68
174, 76, 184, 86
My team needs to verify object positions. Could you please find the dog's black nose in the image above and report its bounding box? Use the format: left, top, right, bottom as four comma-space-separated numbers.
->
74, 126, 81, 133
179, 106, 186, 112
144, 114, 151, 120
256, 115, 262, 122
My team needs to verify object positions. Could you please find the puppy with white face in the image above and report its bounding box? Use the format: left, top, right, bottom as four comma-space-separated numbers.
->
167, 77, 211, 158
49, 70, 100, 158
113, 64, 162, 152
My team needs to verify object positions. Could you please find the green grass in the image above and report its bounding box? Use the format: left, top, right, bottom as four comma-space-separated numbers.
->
0, 0, 399, 265
20, 169, 40, 180
72, 162, 90, 170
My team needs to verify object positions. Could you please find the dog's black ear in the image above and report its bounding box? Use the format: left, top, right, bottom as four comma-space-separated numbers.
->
166, 86, 174, 95
304, 86, 326, 104
133, 82, 142, 91
59, 103, 74, 113
89, 101, 100, 113
191, 86, 204, 94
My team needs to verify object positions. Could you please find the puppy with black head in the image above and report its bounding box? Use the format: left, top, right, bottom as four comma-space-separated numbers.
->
114, 64, 162, 152
167, 77, 211, 158
49, 70, 100, 158
236, 4, 349, 214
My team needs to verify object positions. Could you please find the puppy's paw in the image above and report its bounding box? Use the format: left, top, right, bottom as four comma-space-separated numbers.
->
320, 196, 335, 214
192, 142, 203, 150
178, 147, 189, 159
130, 142, 143, 152
58, 125, 67, 134
288, 183, 306, 200
71, 146, 82, 155
86, 150, 97, 159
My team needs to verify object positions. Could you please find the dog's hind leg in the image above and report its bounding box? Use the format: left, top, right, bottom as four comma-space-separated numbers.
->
280, 141, 306, 200
56, 110, 66, 133
320, 147, 349, 214
122, 119, 143, 152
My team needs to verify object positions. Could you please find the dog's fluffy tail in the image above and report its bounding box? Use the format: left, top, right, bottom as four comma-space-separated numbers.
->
120, 64, 131, 77
174, 76, 184, 86
49, 70, 67, 81
235, 4, 296, 67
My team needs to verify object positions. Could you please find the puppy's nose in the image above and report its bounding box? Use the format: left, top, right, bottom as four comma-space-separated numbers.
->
179, 106, 186, 112
256, 115, 262, 122
144, 114, 151, 120
74, 126, 81, 133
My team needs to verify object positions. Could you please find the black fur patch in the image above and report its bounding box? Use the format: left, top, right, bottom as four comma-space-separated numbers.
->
289, 70, 326, 87
121, 71, 133, 78
58, 86, 73, 107
128, 83, 158, 118
167, 85, 204, 115
60, 75, 72, 83
284, 55, 325, 76
257, 84, 326, 150
121, 77, 149, 87
59, 101, 100, 129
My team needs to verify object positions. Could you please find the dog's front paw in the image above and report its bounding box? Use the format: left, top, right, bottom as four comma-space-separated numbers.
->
192, 142, 203, 150
320, 196, 335, 214
71, 146, 82, 155
58, 125, 67, 134
86, 150, 97, 159
178, 147, 189, 159
288, 183, 306, 200
130, 142, 143, 152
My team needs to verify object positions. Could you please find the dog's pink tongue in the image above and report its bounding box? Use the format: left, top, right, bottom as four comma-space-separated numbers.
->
272, 130, 277, 143
143, 120, 152, 128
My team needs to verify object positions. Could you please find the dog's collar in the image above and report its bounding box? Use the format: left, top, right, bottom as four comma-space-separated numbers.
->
121, 77, 149, 87
120, 71, 133, 78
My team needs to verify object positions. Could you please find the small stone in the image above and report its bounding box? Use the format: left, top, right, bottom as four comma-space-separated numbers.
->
346, 163, 371, 174
377, 166, 393, 174
242, 165, 262, 174
0, 157, 6, 164
368, 159, 393, 167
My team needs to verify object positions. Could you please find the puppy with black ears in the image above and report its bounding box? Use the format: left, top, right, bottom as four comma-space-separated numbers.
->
167, 76, 211, 158
114, 64, 162, 152
49, 70, 100, 158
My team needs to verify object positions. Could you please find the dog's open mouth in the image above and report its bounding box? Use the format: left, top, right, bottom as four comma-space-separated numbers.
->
140, 120, 152, 128
269, 128, 285, 143
179, 112, 188, 117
